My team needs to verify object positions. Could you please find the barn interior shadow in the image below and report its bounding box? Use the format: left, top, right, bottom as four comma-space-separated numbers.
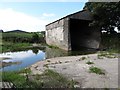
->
69, 18, 98, 55
69, 19, 92, 50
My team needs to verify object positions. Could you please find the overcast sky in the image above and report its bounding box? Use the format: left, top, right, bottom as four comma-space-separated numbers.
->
0, 2, 87, 32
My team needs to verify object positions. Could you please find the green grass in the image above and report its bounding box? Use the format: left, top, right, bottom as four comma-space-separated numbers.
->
2, 69, 78, 88
1, 42, 31, 52
98, 51, 116, 59
2, 68, 40, 88
48, 45, 59, 49
2, 32, 43, 40
0, 31, 45, 53
2, 71, 29, 88
86, 61, 94, 65
32, 69, 78, 88
17, 68, 31, 74
89, 66, 105, 75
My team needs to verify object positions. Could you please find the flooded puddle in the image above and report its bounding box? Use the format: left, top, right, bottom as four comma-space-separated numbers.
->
0, 50, 45, 71
0, 47, 96, 71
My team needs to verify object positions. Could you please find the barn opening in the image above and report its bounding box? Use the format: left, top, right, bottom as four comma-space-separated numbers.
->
69, 18, 92, 51
46, 10, 101, 51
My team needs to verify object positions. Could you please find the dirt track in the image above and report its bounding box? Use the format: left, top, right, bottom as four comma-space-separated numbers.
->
30, 54, 119, 88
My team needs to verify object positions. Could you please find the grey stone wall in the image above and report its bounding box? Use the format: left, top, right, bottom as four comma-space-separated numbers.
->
46, 18, 69, 50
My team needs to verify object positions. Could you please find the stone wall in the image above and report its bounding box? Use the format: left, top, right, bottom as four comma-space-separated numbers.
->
46, 18, 69, 50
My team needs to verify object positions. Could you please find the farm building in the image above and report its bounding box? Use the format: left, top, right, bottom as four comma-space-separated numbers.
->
46, 10, 101, 51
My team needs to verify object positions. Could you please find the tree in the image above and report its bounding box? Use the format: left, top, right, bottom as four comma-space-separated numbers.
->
31, 33, 39, 43
83, 2, 120, 34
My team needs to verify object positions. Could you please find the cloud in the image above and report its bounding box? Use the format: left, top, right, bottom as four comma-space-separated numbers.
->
42, 13, 55, 17
0, 8, 51, 32
0, 50, 43, 61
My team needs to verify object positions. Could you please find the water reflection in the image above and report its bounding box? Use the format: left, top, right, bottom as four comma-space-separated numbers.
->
0, 46, 97, 71
45, 47, 97, 59
1, 61, 22, 68
0, 49, 45, 71
68, 49, 97, 56
32, 48, 39, 54
45, 47, 68, 59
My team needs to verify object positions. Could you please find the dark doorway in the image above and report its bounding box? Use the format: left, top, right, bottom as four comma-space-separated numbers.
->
69, 19, 92, 50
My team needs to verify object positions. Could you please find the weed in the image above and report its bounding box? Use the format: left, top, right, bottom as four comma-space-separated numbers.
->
81, 57, 86, 60
43, 64, 49, 68
86, 61, 94, 65
89, 66, 105, 75
68, 79, 77, 88
98, 55, 104, 59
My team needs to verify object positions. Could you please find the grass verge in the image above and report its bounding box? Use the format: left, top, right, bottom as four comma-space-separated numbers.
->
89, 66, 105, 75
98, 51, 117, 59
2, 69, 78, 88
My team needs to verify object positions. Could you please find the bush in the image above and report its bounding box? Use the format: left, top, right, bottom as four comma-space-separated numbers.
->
101, 33, 120, 53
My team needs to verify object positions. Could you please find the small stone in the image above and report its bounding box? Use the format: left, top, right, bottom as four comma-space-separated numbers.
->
74, 85, 80, 88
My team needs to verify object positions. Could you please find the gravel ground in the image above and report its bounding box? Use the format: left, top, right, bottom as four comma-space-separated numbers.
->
30, 54, 119, 88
